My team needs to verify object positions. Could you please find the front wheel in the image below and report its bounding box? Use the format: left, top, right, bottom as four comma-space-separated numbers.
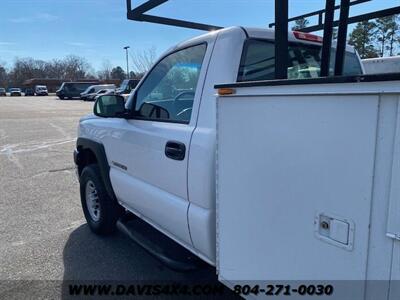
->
80, 164, 123, 235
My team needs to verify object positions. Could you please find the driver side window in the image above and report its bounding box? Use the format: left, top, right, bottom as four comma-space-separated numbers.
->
134, 44, 207, 124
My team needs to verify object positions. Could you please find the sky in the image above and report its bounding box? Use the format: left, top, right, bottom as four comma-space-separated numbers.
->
0, 0, 399, 71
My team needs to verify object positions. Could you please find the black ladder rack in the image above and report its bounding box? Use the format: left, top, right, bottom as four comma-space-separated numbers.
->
126, 0, 400, 79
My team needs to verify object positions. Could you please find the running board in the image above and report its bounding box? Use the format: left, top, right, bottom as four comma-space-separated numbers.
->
116, 214, 202, 272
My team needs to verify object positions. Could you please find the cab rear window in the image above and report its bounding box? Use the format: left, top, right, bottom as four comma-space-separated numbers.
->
238, 39, 362, 82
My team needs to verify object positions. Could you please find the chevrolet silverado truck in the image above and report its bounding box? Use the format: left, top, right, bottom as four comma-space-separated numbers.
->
73, 26, 363, 266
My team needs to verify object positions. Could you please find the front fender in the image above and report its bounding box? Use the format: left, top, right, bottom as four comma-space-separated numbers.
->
75, 138, 116, 200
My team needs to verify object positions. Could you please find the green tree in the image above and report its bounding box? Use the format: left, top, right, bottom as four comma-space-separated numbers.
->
292, 18, 309, 31
375, 16, 398, 57
110, 66, 126, 81
386, 15, 399, 56
349, 21, 378, 59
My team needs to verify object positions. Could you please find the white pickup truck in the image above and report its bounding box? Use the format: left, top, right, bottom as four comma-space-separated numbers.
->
73, 26, 363, 266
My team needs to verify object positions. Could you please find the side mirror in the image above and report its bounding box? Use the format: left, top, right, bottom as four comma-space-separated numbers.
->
94, 95, 126, 118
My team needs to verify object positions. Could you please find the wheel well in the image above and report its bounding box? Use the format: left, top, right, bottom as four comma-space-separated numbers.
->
77, 147, 98, 175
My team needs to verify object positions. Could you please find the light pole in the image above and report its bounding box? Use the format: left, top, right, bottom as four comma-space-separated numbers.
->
123, 46, 130, 79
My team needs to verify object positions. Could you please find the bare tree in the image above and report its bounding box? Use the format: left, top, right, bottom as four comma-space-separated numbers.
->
44, 59, 66, 79
130, 46, 157, 76
63, 55, 92, 80
3, 54, 149, 87
9, 57, 46, 86
97, 59, 113, 80
375, 16, 396, 57
0, 63, 7, 87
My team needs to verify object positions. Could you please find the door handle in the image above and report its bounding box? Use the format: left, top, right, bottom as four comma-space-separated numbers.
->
165, 141, 186, 161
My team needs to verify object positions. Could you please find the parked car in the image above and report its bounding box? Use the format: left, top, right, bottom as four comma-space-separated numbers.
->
25, 88, 35, 96
35, 85, 48, 96
10, 88, 22, 96
80, 84, 116, 101
0, 88, 6, 96
115, 79, 140, 95
86, 88, 115, 101
56, 82, 97, 100
92, 88, 115, 100
73, 27, 364, 269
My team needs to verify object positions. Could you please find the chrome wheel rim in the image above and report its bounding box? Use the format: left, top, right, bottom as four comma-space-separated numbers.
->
85, 180, 101, 222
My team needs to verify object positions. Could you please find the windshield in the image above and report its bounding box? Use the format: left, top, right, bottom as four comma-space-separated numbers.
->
10, 88, 21, 91
119, 80, 129, 90
238, 39, 362, 82
83, 87, 95, 94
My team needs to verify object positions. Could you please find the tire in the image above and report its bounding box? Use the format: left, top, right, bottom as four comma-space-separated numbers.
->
80, 164, 124, 235
58, 96, 64, 100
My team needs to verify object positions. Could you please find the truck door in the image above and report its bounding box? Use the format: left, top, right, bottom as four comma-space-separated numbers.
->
106, 43, 208, 247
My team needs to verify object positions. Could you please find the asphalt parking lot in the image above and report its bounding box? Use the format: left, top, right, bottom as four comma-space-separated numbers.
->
0, 96, 230, 299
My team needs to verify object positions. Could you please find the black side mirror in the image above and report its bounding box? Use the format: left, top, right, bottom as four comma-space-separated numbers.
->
94, 95, 126, 118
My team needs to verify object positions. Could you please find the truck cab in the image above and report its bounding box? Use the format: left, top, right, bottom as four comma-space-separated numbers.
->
115, 79, 140, 95
74, 27, 363, 265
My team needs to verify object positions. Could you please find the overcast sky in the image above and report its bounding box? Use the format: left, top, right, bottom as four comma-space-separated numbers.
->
0, 0, 398, 70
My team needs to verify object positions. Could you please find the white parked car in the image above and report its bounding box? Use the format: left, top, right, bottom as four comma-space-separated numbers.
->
9, 88, 22, 96
73, 27, 363, 267
80, 84, 116, 101
35, 85, 48, 96
92, 88, 115, 101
